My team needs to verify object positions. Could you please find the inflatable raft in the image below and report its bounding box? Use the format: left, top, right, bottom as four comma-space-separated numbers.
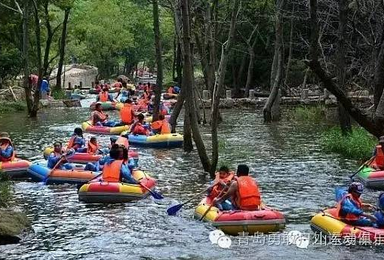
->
82, 121, 130, 135
78, 170, 156, 203
356, 166, 384, 189
311, 208, 384, 241
144, 114, 171, 124
0, 159, 31, 178
90, 101, 123, 111
163, 93, 178, 100
194, 197, 285, 235
27, 164, 99, 185
122, 133, 183, 148
89, 89, 118, 94
43, 147, 102, 163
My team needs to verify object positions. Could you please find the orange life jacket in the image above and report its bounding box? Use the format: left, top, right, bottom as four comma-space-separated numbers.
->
235, 176, 261, 210
209, 172, 235, 199
151, 119, 171, 134
120, 104, 134, 124
131, 122, 148, 135
91, 111, 107, 125
374, 145, 384, 168
87, 142, 99, 154
336, 193, 362, 221
102, 160, 123, 182
99, 91, 109, 102
67, 136, 76, 149
0, 138, 15, 162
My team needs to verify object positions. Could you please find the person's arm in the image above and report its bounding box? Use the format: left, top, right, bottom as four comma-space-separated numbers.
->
0, 146, 13, 159
121, 164, 138, 184
342, 198, 364, 216
47, 153, 61, 169
214, 182, 237, 204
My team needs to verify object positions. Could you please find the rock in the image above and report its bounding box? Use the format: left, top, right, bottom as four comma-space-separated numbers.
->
0, 210, 31, 245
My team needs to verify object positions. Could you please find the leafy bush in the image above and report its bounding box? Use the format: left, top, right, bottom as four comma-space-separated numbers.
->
287, 105, 325, 122
0, 101, 26, 113
51, 89, 66, 100
320, 127, 377, 160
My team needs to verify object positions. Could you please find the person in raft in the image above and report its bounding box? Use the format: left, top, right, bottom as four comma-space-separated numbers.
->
207, 166, 235, 210
87, 136, 100, 155
96, 86, 114, 102
336, 182, 376, 226
91, 103, 117, 127
0, 132, 15, 162
130, 113, 150, 136
372, 136, 384, 170
120, 99, 135, 125
213, 164, 261, 211
47, 142, 73, 170
101, 144, 137, 184
67, 128, 86, 153
374, 193, 384, 228
151, 114, 171, 135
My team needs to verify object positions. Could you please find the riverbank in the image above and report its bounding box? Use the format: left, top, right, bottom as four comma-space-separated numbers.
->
0, 101, 26, 113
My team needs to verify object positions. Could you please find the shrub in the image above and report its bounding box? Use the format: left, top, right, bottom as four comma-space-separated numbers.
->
320, 127, 377, 160
287, 105, 325, 123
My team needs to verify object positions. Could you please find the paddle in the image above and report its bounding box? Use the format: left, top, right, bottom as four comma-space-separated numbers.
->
139, 170, 163, 200
43, 156, 65, 184
199, 188, 227, 221
167, 183, 220, 216
349, 156, 375, 180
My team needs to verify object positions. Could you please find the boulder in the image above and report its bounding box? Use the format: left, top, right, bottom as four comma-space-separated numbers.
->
0, 210, 31, 245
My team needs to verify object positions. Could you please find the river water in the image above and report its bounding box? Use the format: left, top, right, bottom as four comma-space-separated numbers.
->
0, 99, 383, 259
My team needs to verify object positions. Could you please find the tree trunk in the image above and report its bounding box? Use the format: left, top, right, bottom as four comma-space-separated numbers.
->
23, 0, 32, 113
169, 91, 185, 133
152, 0, 163, 122
31, 0, 42, 118
180, 0, 211, 172
283, 11, 294, 95
337, 0, 352, 135
244, 46, 255, 97
56, 8, 70, 90
263, 0, 284, 122
234, 53, 247, 97
210, 0, 240, 176
42, 1, 53, 78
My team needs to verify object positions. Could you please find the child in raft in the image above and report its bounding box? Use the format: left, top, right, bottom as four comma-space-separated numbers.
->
207, 166, 235, 210
0, 132, 15, 162
47, 142, 73, 170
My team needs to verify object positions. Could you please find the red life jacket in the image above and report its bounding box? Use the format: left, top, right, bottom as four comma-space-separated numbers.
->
99, 91, 109, 102
235, 176, 261, 210
102, 160, 123, 182
131, 122, 148, 135
0, 138, 15, 162
151, 119, 170, 134
374, 145, 384, 168
336, 193, 362, 221
208, 172, 235, 200
120, 104, 134, 124
91, 111, 107, 125
87, 142, 99, 154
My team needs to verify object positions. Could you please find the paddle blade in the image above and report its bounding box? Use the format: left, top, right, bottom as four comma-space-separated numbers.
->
167, 204, 183, 215
149, 189, 164, 200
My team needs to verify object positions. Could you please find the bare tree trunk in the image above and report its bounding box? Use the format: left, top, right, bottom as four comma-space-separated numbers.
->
152, 0, 163, 122
31, 0, 42, 117
234, 53, 247, 97
210, 0, 240, 177
283, 10, 294, 95
263, 0, 284, 122
244, 46, 255, 97
180, 0, 211, 172
337, 0, 352, 135
56, 8, 70, 90
23, 0, 32, 113
169, 91, 185, 132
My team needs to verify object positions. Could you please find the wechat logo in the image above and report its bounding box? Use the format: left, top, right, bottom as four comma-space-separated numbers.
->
209, 230, 232, 249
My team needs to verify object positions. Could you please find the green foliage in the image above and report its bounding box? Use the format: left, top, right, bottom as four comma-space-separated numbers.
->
287, 105, 325, 122
51, 88, 66, 100
0, 173, 11, 208
0, 101, 27, 113
320, 127, 377, 160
